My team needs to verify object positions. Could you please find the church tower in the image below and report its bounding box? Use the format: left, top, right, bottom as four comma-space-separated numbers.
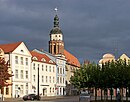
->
49, 10, 64, 56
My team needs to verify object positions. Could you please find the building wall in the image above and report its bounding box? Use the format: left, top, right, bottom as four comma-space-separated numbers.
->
55, 58, 66, 96
31, 61, 56, 96
119, 54, 130, 64
9, 43, 32, 98
36, 50, 67, 96
65, 64, 79, 95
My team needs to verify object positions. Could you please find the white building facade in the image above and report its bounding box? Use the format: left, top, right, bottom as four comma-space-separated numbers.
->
31, 50, 57, 96
33, 49, 66, 96
0, 42, 32, 98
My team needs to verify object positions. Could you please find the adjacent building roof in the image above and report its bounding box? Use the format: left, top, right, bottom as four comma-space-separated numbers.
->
103, 53, 115, 59
30, 51, 56, 65
0, 41, 80, 67
0, 42, 22, 53
99, 53, 115, 64
64, 50, 80, 67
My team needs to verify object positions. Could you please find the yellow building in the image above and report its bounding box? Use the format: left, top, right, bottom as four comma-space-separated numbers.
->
119, 54, 130, 64
64, 50, 80, 95
99, 53, 115, 66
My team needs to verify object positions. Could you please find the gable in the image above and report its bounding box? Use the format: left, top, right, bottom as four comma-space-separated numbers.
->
119, 54, 129, 61
12, 42, 32, 56
0, 42, 22, 53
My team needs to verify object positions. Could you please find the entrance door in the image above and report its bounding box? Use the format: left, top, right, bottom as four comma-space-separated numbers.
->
43, 89, 47, 96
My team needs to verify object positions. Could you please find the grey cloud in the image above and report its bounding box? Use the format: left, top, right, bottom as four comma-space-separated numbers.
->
0, 0, 130, 63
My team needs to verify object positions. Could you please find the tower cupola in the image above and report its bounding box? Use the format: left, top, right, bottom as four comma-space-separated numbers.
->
50, 14, 63, 34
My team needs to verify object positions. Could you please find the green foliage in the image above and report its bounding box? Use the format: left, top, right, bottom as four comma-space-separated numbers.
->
0, 58, 13, 88
70, 59, 130, 90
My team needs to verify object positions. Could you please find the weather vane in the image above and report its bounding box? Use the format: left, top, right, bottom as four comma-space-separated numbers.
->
54, 7, 58, 14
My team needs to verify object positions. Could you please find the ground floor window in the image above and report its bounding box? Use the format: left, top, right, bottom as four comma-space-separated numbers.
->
1, 87, 4, 94
6, 87, 9, 95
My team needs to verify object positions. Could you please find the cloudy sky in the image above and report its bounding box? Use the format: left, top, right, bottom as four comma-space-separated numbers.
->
0, 0, 130, 63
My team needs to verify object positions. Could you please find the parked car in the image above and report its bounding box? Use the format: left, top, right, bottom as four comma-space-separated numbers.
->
23, 94, 41, 101
79, 91, 91, 102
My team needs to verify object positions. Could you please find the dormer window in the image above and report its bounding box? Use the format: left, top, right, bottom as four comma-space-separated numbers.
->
49, 60, 53, 63
32, 57, 38, 60
41, 58, 46, 62
0, 48, 4, 58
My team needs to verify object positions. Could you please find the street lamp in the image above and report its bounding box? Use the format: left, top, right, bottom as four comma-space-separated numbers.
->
37, 64, 49, 100
37, 64, 40, 100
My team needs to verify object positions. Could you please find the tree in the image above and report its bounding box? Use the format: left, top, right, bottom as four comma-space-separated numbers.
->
71, 59, 130, 101
0, 57, 13, 89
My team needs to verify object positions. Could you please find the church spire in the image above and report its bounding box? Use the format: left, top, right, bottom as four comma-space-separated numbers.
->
54, 15, 59, 27
50, 8, 62, 34
54, 8, 59, 27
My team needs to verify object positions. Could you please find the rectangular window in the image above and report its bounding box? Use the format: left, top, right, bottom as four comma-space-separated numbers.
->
15, 85, 18, 90
49, 76, 51, 83
26, 83, 28, 94
57, 77, 59, 84
15, 70, 18, 78
33, 75, 35, 82
50, 87, 51, 93
60, 77, 62, 83
57, 68, 59, 74
46, 76, 48, 83
6, 87, 9, 95
53, 77, 55, 83
33, 63, 35, 70
21, 57, 23, 65
63, 68, 64, 74
25, 58, 28, 66
21, 70, 23, 79
46, 65, 47, 71
1, 88, 4, 94
15, 56, 18, 64
60, 68, 62, 74
49, 66, 51, 72
25, 71, 28, 79
20, 85, 24, 95
42, 65, 44, 71
15, 85, 18, 96
42, 76, 44, 82
63, 78, 64, 84
53, 67, 55, 72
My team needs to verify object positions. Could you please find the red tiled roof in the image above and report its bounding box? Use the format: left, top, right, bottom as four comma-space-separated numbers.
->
30, 51, 56, 65
64, 50, 80, 67
0, 42, 22, 53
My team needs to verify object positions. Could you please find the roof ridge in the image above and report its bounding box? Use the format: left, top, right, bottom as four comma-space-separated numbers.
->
0, 41, 22, 46
0, 41, 23, 53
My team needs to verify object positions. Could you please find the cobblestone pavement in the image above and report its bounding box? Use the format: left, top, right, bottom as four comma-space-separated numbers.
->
4, 96, 78, 102
3, 96, 130, 102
